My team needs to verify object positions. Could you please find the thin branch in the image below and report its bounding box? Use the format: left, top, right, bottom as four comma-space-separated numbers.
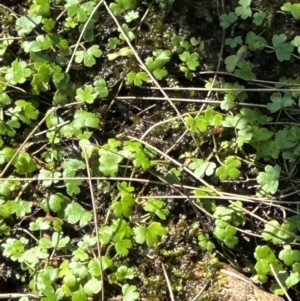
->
270, 264, 292, 301
103, 1, 196, 143
161, 262, 175, 301
0, 293, 39, 299
82, 148, 104, 301
65, 0, 104, 73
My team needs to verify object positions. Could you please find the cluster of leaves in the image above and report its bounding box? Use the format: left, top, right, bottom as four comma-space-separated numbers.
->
197, 201, 245, 250
3, 0, 300, 299
0, 0, 174, 299
253, 214, 300, 293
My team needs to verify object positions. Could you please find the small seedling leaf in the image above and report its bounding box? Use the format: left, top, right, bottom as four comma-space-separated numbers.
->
279, 245, 300, 266
267, 92, 294, 113
257, 165, 280, 195
220, 12, 238, 29
253, 10, 266, 25
216, 156, 241, 180
272, 34, 294, 62
189, 159, 216, 178
122, 284, 139, 301
281, 3, 300, 20
235, 0, 252, 19
143, 199, 170, 220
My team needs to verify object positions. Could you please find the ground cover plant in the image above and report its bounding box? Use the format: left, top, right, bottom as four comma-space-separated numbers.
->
1, 0, 300, 300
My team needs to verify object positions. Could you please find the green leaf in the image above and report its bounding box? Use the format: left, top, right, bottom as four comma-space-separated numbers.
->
75, 85, 97, 104
5, 60, 32, 85
115, 266, 135, 281
127, 71, 148, 86
205, 109, 223, 126
72, 286, 87, 301
281, 3, 300, 20
189, 159, 216, 178
99, 151, 123, 177
213, 220, 238, 249
84, 278, 101, 296
30, 217, 51, 231
29, 0, 50, 16
291, 36, 300, 54
14, 100, 39, 124
119, 24, 135, 41
213, 202, 244, 227
38, 169, 61, 187
88, 258, 101, 277
224, 45, 248, 72
2, 238, 26, 261
271, 271, 300, 295
101, 255, 113, 270
216, 156, 241, 180
109, 0, 136, 16
108, 37, 119, 49
275, 126, 300, 151
220, 12, 238, 29
31, 64, 51, 93
16, 14, 42, 36
225, 36, 243, 48
78, 235, 96, 250
5, 200, 31, 217
21, 246, 48, 265
272, 34, 294, 62
13, 153, 37, 175
235, 0, 252, 19
124, 10, 139, 22
133, 150, 151, 170
51, 232, 70, 249
0, 91, 12, 108
40, 193, 69, 214
224, 55, 240, 72
256, 165, 280, 195
72, 248, 89, 261
185, 115, 208, 132
111, 182, 135, 217
72, 110, 100, 129
63, 274, 77, 288
234, 60, 256, 80
134, 222, 167, 247
62, 158, 86, 172
279, 245, 300, 266
179, 51, 200, 70
198, 233, 215, 251
0, 147, 15, 164
153, 68, 168, 80
0, 33, 13, 56
262, 220, 291, 244
144, 199, 170, 220
267, 92, 294, 113
122, 284, 139, 301
42, 18, 56, 31
221, 94, 236, 110
145, 50, 171, 79
75, 45, 102, 67
112, 218, 133, 238
99, 226, 113, 245
240, 107, 272, 125
253, 10, 266, 25
93, 79, 109, 97
114, 238, 132, 255
254, 245, 277, 278
30, 35, 52, 52
65, 202, 92, 226
245, 31, 267, 51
